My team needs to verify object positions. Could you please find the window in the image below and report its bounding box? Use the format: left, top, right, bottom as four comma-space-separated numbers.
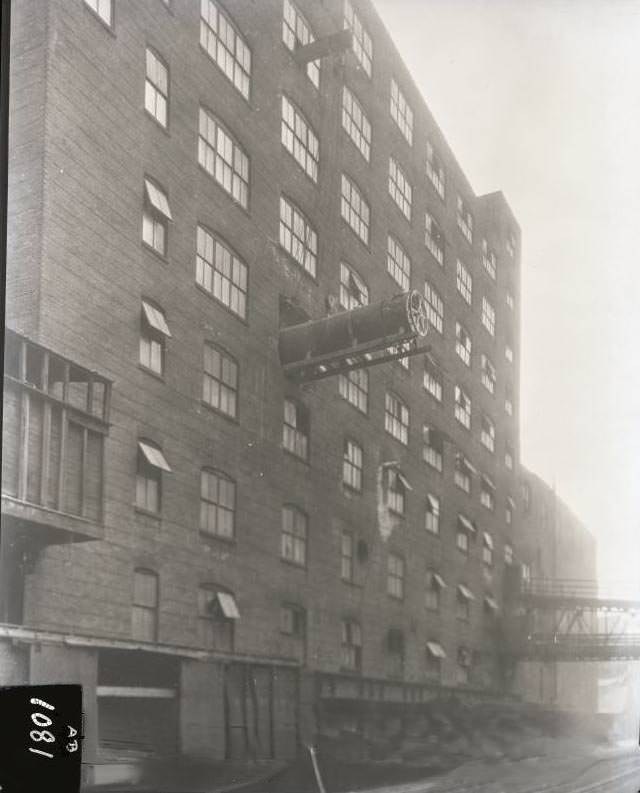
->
423, 357, 443, 402
283, 399, 309, 460
456, 529, 469, 553
426, 140, 445, 199
281, 96, 319, 182
282, 0, 320, 87
480, 414, 495, 452
338, 368, 368, 413
387, 236, 411, 290
132, 569, 159, 641
457, 647, 472, 684
456, 194, 473, 244
386, 468, 409, 515
425, 571, 445, 611
342, 86, 371, 161
480, 475, 495, 511
198, 108, 249, 208
456, 514, 476, 553
145, 48, 168, 128
522, 562, 531, 584
200, 469, 235, 538
341, 532, 354, 582
341, 618, 362, 672
504, 543, 514, 565
281, 505, 307, 566
505, 342, 514, 363
455, 322, 471, 366
388, 158, 412, 220
506, 496, 515, 526
456, 260, 472, 304
83, 0, 112, 26
425, 212, 444, 265
341, 174, 370, 245
385, 392, 409, 445
279, 196, 318, 277
483, 532, 494, 566
139, 300, 171, 376
482, 297, 496, 336
482, 239, 497, 279
454, 455, 472, 494
424, 282, 443, 333
507, 291, 515, 311
196, 226, 248, 319
387, 553, 405, 599
454, 385, 471, 429
505, 444, 514, 471
343, 439, 363, 491
425, 494, 440, 535
142, 178, 172, 256
136, 439, 171, 514
423, 426, 444, 472
390, 78, 413, 145
198, 585, 238, 651
200, 0, 251, 99
344, 0, 372, 76
339, 262, 368, 310
481, 354, 496, 394
522, 481, 532, 512
203, 343, 238, 418
507, 231, 517, 258
426, 641, 446, 680
505, 384, 514, 416
456, 585, 474, 620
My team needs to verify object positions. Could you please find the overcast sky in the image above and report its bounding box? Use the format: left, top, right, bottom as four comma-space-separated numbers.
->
374, 0, 640, 591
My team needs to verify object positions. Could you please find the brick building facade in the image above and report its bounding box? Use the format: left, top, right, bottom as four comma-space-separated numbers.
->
1, 0, 592, 781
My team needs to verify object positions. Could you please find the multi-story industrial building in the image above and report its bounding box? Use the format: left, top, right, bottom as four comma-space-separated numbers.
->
0, 0, 558, 782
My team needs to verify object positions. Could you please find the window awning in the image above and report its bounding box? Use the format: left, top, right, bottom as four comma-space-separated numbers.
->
217, 591, 240, 620
426, 494, 439, 511
144, 178, 173, 220
457, 514, 476, 534
484, 595, 499, 611
455, 454, 476, 475
138, 440, 172, 472
142, 301, 172, 337
430, 572, 446, 589
483, 532, 494, 550
482, 474, 496, 491
396, 471, 413, 492
457, 584, 475, 601
507, 496, 516, 509
426, 641, 447, 659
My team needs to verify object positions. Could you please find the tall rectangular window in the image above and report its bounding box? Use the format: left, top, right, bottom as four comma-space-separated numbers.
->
388, 158, 412, 220
505, 342, 514, 364
341, 174, 370, 245
425, 494, 440, 535
424, 282, 443, 333
283, 399, 309, 460
387, 235, 411, 290
139, 300, 171, 376
386, 468, 408, 515
83, 0, 112, 26
339, 262, 368, 310
481, 354, 496, 394
200, 0, 252, 99
481, 414, 495, 452
281, 96, 319, 182
483, 532, 494, 566
423, 426, 443, 472
341, 532, 354, 582
425, 572, 445, 611
390, 79, 413, 145
507, 231, 517, 258
482, 238, 497, 279
145, 48, 168, 128
198, 108, 249, 208
282, 0, 320, 87
426, 140, 445, 199
426, 642, 445, 680
423, 357, 442, 402
281, 505, 307, 566
505, 384, 514, 416
456, 194, 473, 244
505, 444, 514, 471
456, 260, 472, 305
482, 297, 496, 336
132, 568, 159, 641
344, 0, 372, 77
196, 226, 248, 319
454, 385, 471, 429
455, 322, 471, 366
341, 618, 362, 671
136, 440, 171, 514
338, 368, 368, 413
425, 212, 444, 264
456, 586, 474, 620
385, 392, 409, 445
480, 476, 495, 511
203, 344, 238, 418
198, 586, 238, 651
343, 438, 363, 491
454, 456, 472, 494
387, 553, 405, 599
279, 196, 318, 277
142, 178, 172, 257
342, 86, 371, 161
200, 469, 235, 538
